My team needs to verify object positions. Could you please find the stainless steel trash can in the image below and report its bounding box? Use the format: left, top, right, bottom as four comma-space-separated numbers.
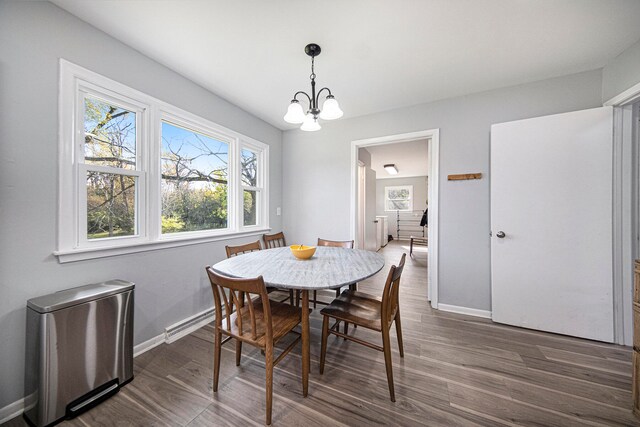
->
24, 280, 134, 427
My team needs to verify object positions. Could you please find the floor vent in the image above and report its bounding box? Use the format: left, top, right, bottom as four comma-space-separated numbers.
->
165, 308, 214, 344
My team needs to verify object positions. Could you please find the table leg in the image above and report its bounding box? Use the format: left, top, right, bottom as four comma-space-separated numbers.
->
301, 289, 309, 397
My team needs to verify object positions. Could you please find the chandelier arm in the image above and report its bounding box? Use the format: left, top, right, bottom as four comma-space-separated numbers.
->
315, 87, 333, 105
293, 91, 312, 107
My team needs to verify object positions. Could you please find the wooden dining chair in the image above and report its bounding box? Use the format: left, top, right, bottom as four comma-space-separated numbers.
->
317, 238, 354, 248
263, 231, 286, 249
225, 240, 262, 258
226, 240, 294, 305
319, 253, 406, 402
306, 238, 356, 308
205, 267, 303, 425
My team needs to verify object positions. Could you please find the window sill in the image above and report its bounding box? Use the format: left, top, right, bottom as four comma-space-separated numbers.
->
54, 228, 272, 263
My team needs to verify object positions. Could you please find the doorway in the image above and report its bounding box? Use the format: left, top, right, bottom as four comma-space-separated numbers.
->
350, 129, 440, 306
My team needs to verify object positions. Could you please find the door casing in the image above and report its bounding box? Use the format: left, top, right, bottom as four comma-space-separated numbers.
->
350, 129, 440, 306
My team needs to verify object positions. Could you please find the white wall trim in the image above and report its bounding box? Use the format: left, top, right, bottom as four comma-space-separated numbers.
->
350, 129, 440, 308
604, 81, 640, 107
0, 398, 25, 425
607, 93, 639, 345
612, 106, 626, 344
54, 227, 271, 263
133, 333, 166, 357
164, 308, 214, 344
438, 303, 492, 319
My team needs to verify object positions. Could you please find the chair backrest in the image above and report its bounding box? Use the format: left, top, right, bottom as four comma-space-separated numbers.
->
225, 240, 262, 258
263, 232, 286, 249
205, 267, 272, 342
381, 253, 407, 327
317, 238, 354, 248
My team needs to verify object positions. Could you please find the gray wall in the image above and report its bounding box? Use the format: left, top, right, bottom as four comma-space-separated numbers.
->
282, 69, 603, 314
602, 37, 640, 102
0, 1, 282, 408
376, 176, 428, 239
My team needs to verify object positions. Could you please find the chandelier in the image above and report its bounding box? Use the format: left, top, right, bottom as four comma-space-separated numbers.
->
283, 43, 343, 131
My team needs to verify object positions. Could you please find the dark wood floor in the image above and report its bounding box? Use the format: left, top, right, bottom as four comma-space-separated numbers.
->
5, 241, 638, 426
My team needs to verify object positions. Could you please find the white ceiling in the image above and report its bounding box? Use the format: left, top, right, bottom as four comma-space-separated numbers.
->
51, 0, 640, 130
365, 139, 429, 179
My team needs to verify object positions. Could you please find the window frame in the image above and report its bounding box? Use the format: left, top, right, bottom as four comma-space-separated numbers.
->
156, 109, 236, 240
384, 185, 413, 212
238, 140, 268, 229
77, 86, 148, 248
56, 59, 270, 262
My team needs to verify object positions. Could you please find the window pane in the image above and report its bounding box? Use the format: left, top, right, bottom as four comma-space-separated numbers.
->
87, 171, 136, 239
387, 188, 409, 200
84, 97, 136, 170
241, 149, 257, 187
387, 200, 410, 211
161, 121, 229, 233
244, 190, 257, 226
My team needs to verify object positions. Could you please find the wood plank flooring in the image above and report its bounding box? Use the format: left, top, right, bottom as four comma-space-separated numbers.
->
4, 241, 638, 426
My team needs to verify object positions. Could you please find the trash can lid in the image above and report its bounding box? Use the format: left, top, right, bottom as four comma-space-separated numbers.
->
27, 279, 135, 313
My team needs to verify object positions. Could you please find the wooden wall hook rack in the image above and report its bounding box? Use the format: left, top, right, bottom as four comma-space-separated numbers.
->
447, 173, 482, 181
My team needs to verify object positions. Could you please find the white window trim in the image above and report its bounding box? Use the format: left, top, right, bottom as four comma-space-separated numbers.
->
238, 140, 269, 229
56, 59, 270, 263
384, 185, 413, 212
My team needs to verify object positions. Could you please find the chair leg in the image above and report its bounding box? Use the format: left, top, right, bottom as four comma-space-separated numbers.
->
213, 329, 222, 392
320, 315, 329, 374
265, 344, 273, 425
335, 288, 341, 297
381, 328, 395, 402
296, 290, 300, 307
313, 290, 317, 309
235, 340, 242, 366
349, 284, 358, 329
395, 311, 404, 358
289, 289, 294, 306
343, 321, 349, 339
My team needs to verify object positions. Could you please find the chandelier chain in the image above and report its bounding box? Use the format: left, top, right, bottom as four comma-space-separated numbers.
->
310, 55, 316, 81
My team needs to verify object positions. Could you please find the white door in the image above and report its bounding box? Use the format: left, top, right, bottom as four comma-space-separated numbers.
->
491, 106, 614, 342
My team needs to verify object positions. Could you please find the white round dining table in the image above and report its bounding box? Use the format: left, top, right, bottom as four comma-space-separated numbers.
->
210, 246, 385, 397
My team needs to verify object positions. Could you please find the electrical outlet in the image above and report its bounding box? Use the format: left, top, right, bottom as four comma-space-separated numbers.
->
276, 207, 281, 216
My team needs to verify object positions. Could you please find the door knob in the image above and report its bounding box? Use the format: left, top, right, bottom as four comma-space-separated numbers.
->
496, 231, 506, 238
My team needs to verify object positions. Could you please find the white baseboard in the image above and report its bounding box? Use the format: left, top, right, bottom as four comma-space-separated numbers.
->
1, 307, 216, 423
0, 397, 25, 424
165, 308, 214, 344
437, 303, 492, 319
133, 333, 165, 357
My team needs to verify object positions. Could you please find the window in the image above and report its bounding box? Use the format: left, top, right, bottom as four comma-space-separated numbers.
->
385, 185, 413, 211
57, 60, 269, 262
240, 146, 264, 226
160, 121, 230, 234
